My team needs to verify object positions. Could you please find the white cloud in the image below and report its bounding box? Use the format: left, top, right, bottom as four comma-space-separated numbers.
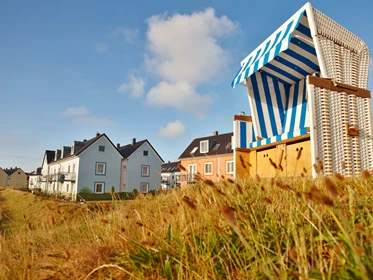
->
62, 106, 114, 126
159, 120, 185, 138
147, 81, 212, 116
144, 8, 238, 116
145, 8, 238, 84
112, 27, 139, 44
117, 74, 145, 97
94, 42, 109, 53
62, 106, 89, 117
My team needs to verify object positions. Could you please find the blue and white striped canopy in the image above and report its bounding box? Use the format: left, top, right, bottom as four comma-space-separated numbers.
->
231, 6, 319, 88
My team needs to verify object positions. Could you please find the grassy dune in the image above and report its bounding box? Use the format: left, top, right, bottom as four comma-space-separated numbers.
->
1, 173, 373, 279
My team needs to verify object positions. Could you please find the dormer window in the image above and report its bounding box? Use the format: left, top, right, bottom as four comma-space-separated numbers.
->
200, 140, 209, 153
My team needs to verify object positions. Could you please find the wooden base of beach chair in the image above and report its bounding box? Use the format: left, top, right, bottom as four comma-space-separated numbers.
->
236, 137, 312, 179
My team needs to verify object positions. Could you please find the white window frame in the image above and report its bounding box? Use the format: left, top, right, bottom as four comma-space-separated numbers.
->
200, 140, 209, 153
98, 145, 106, 152
204, 162, 213, 175
141, 183, 149, 193
226, 161, 234, 174
141, 165, 150, 177
96, 163, 106, 175
95, 182, 104, 194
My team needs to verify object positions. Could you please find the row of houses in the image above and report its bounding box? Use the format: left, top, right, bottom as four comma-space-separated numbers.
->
26, 129, 235, 200
28, 132, 164, 199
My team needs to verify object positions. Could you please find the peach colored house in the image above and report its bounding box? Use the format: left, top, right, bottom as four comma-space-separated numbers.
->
178, 131, 234, 188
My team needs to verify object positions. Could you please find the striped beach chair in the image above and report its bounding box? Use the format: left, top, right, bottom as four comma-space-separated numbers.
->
232, 2, 372, 178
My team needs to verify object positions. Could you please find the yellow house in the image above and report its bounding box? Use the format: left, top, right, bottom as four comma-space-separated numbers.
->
2, 167, 28, 188
0, 168, 7, 187
178, 131, 234, 188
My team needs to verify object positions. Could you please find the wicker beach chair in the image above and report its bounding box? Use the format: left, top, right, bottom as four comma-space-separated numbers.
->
232, 2, 372, 178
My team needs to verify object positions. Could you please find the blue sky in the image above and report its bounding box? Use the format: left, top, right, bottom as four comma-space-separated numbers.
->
1, 0, 372, 172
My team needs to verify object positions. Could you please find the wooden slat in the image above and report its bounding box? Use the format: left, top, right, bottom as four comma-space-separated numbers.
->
249, 134, 310, 152
234, 115, 252, 122
308, 75, 371, 98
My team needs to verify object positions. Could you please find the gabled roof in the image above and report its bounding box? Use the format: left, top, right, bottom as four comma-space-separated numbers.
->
118, 139, 164, 162
118, 140, 147, 158
48, 133, 123, 164
179, 132, 233, 159
3, 167, 24, 176
161, 161, 181, 173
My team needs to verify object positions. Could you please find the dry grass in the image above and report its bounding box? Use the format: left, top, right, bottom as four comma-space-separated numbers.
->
1, 174, 373, 279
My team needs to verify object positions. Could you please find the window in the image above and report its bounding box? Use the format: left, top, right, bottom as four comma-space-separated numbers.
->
99, 145, 105, 152
204, 162, 212, 175
141, 183, 149, 193
190, 147, 198, 154
95, 182, 104, 194
200, 140, 209, 153
68, 165, 71, 173
226, 142, 232, 150
96, 162, 106, 175
213, 143, 221, 150
73, 164, 75, 172
143, 150, 149, 156
188, 164, 197, 182
226, 161, 234, 174
141, 165, 150, 177
66, 184, 69, 192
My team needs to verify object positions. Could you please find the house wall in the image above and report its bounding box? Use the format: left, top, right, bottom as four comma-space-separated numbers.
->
126, 142, 162, 193
120, 159, 128, 192
48, 157, 79, 197
0, 169, 7, 187
28, 175, 39, 189
77, 136, 122, 194
180, 154, 234, 188
7, 169, 27, 188
161, 171, 181, 189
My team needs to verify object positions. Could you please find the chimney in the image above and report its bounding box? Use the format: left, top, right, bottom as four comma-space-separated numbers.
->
83, 139, 87, 143
132, 138, 136, 145
213, 130, 218, 136
96, 131, 100, 137
117, 143, 120, 148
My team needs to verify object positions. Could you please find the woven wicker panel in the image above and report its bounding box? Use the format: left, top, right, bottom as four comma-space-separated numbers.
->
357, 97, 373, 171
311, 7, 372, 175
328, 90, 345, 174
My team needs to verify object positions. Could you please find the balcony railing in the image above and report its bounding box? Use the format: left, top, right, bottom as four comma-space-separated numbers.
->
46, 172, 76, 182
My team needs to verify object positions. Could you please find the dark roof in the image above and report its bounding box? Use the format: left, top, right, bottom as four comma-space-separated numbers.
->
118, 140, 147, 158
161, 161, 181, 173
118, 139, 164, 162
46, 150, 56, 164
179, 132, 233, 159
3, 167, 23, 176
48, 133, 122, 164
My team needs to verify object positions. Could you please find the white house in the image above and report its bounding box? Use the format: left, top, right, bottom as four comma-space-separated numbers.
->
34, 132, 123, 199
161, 161, 181, 189
118, 138, 163, 193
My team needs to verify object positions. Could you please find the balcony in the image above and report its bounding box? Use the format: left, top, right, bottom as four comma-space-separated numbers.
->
176, 174, 196, 183
47, 172, 76, 182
